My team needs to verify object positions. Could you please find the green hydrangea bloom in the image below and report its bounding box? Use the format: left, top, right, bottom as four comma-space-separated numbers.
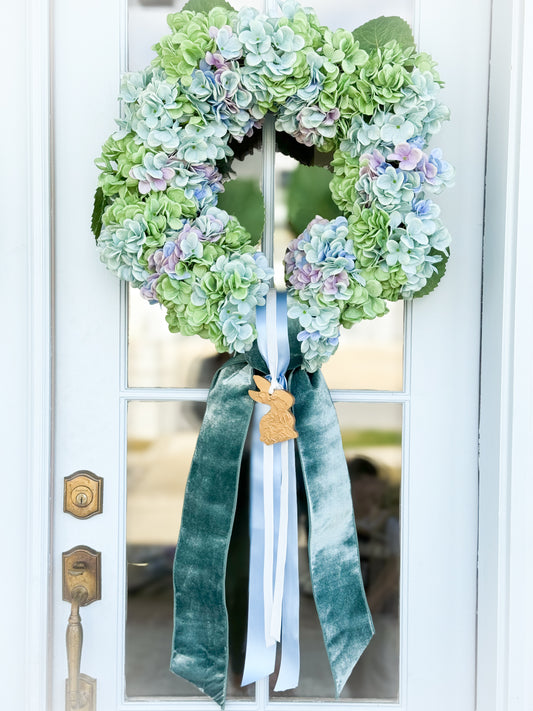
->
348, 207, 390, 268
413, 52, 444, 84
102, 192, 144, 227
329, 150, 360, 212
322, 29, 368, 75
157, 273, 189, 307
347, 41, 415, 115
373, 264, 407, 301
220, 218, 255, 250
249, 55, 312, 114
339, 268, 388, 326
139, 191, 196, 262
155, 11, 216, 81
96, 135, 148, 197
278, 5, 323, 51
316, 66, 340, 113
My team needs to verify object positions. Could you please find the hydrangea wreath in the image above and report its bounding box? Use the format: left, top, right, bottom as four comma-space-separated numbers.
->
92, 0, 454, 372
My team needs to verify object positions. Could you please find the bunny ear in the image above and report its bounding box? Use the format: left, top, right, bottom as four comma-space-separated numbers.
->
253, 374, 271, 392
248, 389, 269, 404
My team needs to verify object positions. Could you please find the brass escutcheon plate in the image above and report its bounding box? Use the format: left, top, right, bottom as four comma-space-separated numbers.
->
65, 673, 96, 711
64, 471, 103, 519
62, 546, 101, 605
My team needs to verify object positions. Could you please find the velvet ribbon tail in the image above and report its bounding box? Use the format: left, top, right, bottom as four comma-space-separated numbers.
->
170, 357, 254, 708
290, 367, 375, 695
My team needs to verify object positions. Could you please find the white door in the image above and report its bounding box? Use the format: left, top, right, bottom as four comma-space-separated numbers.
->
52, 0, 489, 709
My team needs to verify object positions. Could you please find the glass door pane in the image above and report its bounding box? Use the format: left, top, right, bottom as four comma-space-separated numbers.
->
126, 400, 253, 699
272, 402, 402, 701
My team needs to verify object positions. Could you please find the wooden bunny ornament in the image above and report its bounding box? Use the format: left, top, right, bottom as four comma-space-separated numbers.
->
248, 375, 298, 445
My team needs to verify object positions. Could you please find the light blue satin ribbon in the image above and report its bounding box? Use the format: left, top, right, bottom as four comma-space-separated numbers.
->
241, 291, 300, 690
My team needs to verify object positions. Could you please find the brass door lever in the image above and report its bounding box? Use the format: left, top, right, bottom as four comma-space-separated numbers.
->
63, 546, 101, 711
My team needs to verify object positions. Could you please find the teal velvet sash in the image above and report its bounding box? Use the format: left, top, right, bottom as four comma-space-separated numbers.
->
171, 336, 374, 707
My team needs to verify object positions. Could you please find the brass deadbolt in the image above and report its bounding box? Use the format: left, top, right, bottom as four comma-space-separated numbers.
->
64, 471, 103, 519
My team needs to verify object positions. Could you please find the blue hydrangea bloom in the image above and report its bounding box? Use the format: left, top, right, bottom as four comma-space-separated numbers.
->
97, 217, 148, 286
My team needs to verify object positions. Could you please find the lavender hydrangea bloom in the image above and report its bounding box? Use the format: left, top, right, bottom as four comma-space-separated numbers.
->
185, 59, 261, 139
194, 207, 230, 241
420, 148, 455, 190
285, 215, 371, 369
296, 106, 340, 147
360, 149, 388, 177
140, 273, 160, 303
171, 163, 224, 209
388, 143, 423, 170
129, 152, 176, 194
286, 216, 363, 302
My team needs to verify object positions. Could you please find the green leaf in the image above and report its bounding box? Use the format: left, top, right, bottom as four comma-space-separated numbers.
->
352, 16, 415, 53
287, 165, 339, 236
217, 178, 265, 245
91, 187, 105, 241
414, 252, 449, 299
182, 0, 235, 12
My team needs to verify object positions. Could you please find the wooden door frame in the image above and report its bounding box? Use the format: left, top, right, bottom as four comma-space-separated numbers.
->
3, 0, 532, 708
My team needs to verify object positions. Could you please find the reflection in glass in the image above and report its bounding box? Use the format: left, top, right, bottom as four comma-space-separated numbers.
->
273, 402, 402, 701
126, 400, 252, 699
128, 294, 229, 388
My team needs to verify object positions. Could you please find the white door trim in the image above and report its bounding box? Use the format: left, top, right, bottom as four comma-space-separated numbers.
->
0, 0, 53, 709
478, 0, 533, 709
25, 0, 53, 706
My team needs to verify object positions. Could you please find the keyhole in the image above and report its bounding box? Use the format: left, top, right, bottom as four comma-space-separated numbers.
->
71, 485, 93, 508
